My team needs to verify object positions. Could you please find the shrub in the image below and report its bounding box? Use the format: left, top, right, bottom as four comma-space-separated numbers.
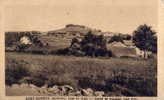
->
71, 38, 80, 46
27, 66, 49, 87
65, 31, 112, 57
81, 43, 96, 56
55, 48, 69, 55
105, 69, 157, 96
80, 31, 110, 57
108, 34, 124, 43
68, 49, 85, 57
124, 34, 132, 40
47, 74, 78, 88
78, 75, 107, 91
5, 59, 30, 85
95, 48, 111, 57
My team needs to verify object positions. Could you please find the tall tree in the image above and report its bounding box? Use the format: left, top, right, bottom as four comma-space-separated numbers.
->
133, 24, 157, 58
80, 31, 108, 57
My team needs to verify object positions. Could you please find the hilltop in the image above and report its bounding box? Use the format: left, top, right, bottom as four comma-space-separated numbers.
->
47, 24, 115, 38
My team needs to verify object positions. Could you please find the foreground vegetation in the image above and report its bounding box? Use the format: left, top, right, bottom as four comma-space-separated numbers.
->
6, 52, 157, 96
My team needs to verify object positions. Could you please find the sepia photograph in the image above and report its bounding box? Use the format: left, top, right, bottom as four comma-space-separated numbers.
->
4, 0, 157, 97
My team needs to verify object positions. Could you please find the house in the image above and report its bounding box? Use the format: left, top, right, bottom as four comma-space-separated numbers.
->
107, 42, 137, 58
133, 46, 152, 58
123, 40, 152, 58
20, 36, 32, 45
107, 41, 153, 58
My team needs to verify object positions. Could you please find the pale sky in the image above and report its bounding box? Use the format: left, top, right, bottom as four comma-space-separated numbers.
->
4, 0, 158, 34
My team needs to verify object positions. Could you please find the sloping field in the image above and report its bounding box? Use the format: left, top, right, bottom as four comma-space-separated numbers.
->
5, 52, 157, 96
38, 35, 71, 50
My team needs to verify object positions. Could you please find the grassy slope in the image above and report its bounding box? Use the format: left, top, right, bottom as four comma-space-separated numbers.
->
5, 52, 157, 96
39, 35, 71, 49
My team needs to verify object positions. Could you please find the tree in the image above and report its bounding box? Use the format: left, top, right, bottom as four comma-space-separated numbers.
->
71, 37, 80, 47
132, 24, 157, 58
122, 34, 132, 40
108, 34, 124, 43
80, 31, 109, 57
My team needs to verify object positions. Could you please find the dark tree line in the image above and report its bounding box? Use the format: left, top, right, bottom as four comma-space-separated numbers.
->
68, 31, 112, 57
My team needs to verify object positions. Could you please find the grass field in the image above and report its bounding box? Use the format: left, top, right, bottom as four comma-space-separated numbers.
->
5, 52, 157, 96
39, 35, 71, 49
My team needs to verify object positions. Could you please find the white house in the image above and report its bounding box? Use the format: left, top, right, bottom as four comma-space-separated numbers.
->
107, 41, 152, 58
20, 36, 32, 45
133, 46, 152, 58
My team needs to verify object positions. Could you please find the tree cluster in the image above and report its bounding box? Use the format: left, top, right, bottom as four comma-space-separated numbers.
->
68, 31, 112, 57
108, 34, 132, 43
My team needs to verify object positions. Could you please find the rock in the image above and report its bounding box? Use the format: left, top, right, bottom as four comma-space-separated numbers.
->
81, 88, 94, 96
86, 88, 94, 93
11, 84, 20, 88
53, 85, 74, 95
41, 84, 48, 89
62, 85, 74, 91
58, 86, 67, 95
48, 85, 60, 94
94, 91, 105, 96
40, 88, 48, 94
19, 77, 32, 83
68, 90, 82, 96
75, 91, 82, 96
29, 84, 38, 89
20, 83, 29, 88
40, 84, 48, 94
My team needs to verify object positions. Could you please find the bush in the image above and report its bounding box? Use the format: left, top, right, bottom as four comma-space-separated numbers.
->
47, 74, 78, 88
105, 69, 157, 96
68, 49, 85, 57
55, 48, 69, 55
5, 59, 30, 85
80, 31, 110, 57
124, 34, 132, 40
108, 34, 124, 43
62, 31, 112, 57
78, 75, 107, 91
81, 43, 96, 56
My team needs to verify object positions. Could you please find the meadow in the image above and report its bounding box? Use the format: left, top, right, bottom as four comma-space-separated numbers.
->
5, 52, 157, 96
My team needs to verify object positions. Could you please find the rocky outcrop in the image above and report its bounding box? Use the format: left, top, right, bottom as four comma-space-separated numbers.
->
8, 83, 107, 96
